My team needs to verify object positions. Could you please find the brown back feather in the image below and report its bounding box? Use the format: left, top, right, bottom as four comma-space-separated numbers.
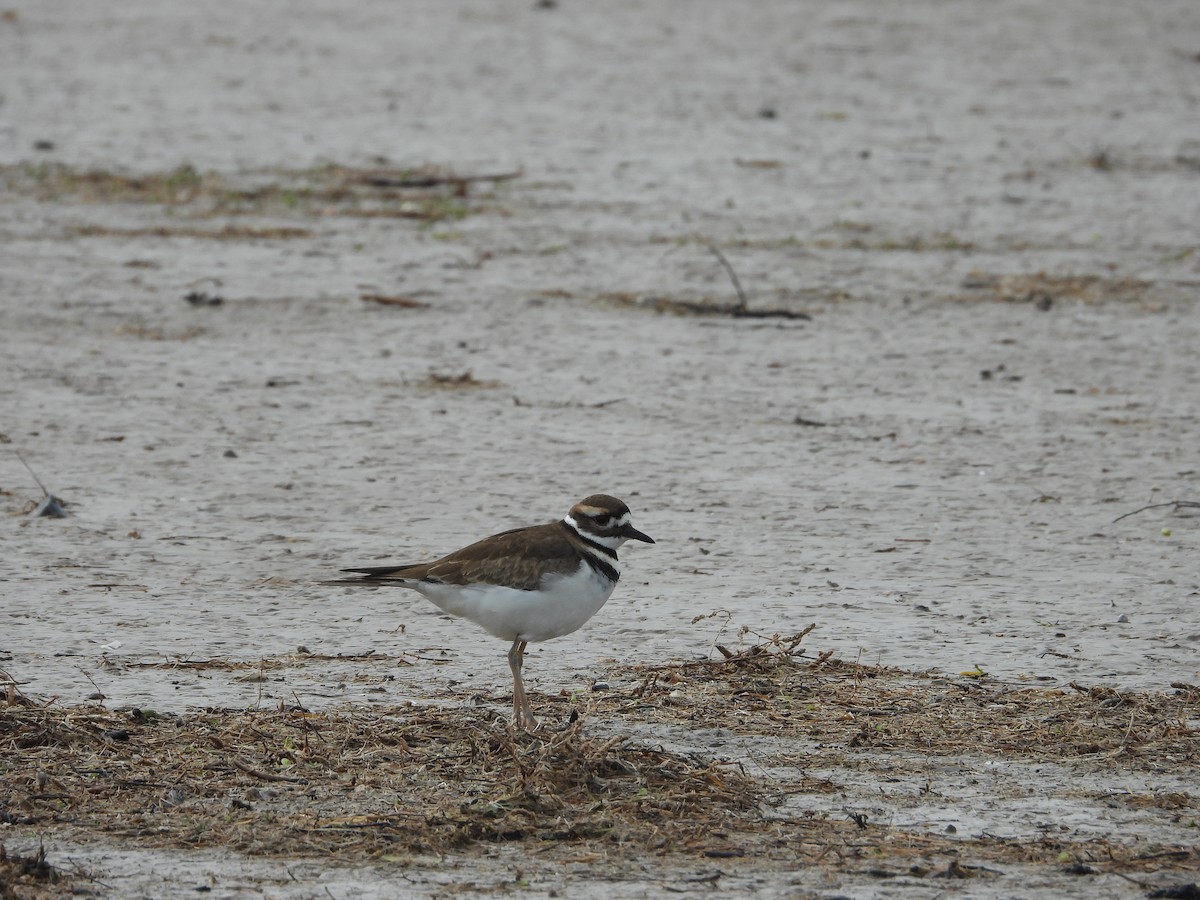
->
344, 521, 585, 591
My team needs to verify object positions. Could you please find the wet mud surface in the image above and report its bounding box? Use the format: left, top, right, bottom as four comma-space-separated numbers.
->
2, 0, 1199, 896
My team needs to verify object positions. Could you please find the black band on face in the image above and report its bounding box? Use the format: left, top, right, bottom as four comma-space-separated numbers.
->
576, 531, 618, 559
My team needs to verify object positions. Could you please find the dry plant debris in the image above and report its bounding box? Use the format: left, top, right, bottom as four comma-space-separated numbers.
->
115, 323, 208, 342
960, 271, 1156, 306
359, 292, 431, 308
71, 223, 312, 241
0, 842, 60, 896
0, 704, 759, 860
594, 291, 813, 319
419, 371, 500, 389
600, 636, 1199, 764
2, 635, 1198, 890
2, 162, 513, 222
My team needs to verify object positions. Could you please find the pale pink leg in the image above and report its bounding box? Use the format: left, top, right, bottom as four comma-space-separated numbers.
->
507, 639, 536, 729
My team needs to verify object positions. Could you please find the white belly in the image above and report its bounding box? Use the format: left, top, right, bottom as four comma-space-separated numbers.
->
410, 563, 617, 643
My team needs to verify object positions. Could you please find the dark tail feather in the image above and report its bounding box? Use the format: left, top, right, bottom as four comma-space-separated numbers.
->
324, 565, 418, 584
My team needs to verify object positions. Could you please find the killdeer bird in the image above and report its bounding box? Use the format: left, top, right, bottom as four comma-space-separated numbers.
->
332, 494, 654, 729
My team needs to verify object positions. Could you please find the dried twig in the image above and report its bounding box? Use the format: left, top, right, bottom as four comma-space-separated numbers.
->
1112, 500, 1200, 523
707, 244, 749, 313
230, 756, 304, 783
15, 450, 51, 497
704, 244, 813, 320
14, 450, 67, 517
1, 664, 35, 707
359, 293, 430, 308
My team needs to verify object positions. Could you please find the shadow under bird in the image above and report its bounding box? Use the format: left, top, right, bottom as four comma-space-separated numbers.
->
330, 494, 654, 729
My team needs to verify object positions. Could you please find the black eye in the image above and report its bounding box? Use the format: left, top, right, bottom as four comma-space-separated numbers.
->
594, 515, 612, 527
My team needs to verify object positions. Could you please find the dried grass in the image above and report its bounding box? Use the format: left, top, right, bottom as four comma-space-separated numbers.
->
0, 704, 758, 860
2, 635, 1198, 889
419, 371, 501, 389
596, 633, 1199, 764
0, 843, 59, 897
2, 162, 501, 222
960, 271, 1156, 306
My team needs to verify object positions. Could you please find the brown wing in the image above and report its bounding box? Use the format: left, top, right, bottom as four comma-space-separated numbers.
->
340, 521, 581, 591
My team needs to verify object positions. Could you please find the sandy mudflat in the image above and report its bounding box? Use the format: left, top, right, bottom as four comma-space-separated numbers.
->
2, 0, 1199, 896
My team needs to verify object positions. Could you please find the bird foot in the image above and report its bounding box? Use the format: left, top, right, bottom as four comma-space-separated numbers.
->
513, 711, 541, 732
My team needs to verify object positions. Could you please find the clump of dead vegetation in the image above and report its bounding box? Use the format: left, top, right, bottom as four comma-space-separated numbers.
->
1, 161, 519, 224
959, 271, 1157, 307
418, 370, 501, 390
595, 624, 1200, 764
0, 700, 760, 860
2, 633, 1198, 888
0, 842, 60, 897
592, 289, 815, 319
